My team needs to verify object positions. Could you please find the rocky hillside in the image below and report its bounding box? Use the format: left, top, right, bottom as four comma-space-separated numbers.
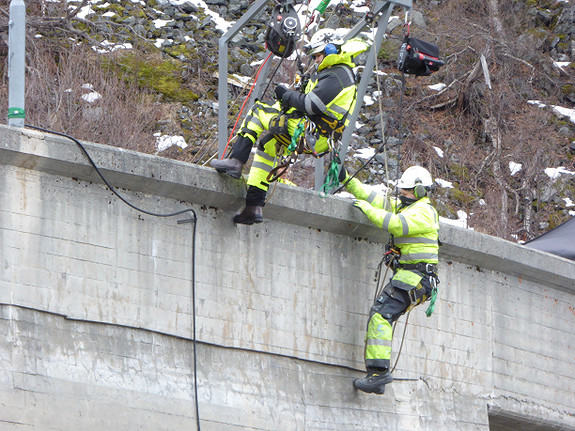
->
0, 0, 574, 242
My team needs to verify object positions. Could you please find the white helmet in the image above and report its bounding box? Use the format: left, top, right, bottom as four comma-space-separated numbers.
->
397, 166, 433, 189
304, 28, 344, 56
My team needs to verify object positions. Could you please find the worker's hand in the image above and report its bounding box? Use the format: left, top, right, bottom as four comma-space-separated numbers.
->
338, 166, 349, 183
274, 84, 288, 101
353, 199, 372, 214
353, 199, 385, 228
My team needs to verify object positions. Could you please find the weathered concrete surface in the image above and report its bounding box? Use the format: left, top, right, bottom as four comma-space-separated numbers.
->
0, 124, 574, 430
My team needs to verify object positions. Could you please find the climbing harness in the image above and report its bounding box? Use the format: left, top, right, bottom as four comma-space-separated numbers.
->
220, 0, 337, 167
266, 118, 335, 183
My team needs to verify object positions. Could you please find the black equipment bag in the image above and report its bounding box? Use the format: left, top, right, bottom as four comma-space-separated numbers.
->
397, 37, 445, 76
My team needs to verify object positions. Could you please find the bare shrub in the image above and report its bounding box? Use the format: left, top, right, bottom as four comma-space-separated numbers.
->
8, 39, 162, 153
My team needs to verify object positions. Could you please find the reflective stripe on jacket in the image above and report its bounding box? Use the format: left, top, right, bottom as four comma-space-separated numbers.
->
345, 177, 440, 289
282, 63, 356, 131
281, 39, 369, 135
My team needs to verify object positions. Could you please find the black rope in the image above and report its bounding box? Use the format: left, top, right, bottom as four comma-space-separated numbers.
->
25, 124, 202, 431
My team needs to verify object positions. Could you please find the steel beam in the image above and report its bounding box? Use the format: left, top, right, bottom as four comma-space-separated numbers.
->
217, 0, 413, 186
333, 0, 412, 191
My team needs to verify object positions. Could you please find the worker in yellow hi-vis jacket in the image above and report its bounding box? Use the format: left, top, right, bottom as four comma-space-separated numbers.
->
211, 29, 369, 224
341, 165, 440, 394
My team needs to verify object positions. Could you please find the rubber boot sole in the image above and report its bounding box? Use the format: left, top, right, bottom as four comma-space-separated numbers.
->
214, 167, 242, 179
353, 379, 386, 394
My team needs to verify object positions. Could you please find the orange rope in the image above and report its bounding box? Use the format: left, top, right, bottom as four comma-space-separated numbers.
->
221, 51, 273, 159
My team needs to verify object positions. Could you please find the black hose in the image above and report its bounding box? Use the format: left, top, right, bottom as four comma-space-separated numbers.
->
25, 124, 202, 431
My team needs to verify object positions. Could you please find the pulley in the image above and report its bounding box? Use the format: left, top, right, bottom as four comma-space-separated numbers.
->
264, 2, 301, 58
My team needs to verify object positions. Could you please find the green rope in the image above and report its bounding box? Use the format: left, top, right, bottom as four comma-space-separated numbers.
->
425, 285, 438, 317
320, 155, 341, 196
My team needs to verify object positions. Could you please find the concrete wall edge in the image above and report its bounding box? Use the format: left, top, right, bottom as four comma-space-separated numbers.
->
1, 124, 573, 292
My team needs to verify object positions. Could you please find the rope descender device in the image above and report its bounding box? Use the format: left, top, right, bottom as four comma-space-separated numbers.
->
265, 1, 302, 58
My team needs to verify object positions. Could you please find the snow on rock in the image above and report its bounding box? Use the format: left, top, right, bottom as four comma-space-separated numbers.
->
435, 178, 453, 188
529, 99, 575, 125
433, 146, 444, 158
509, 161, 522, 176
354, 147, 375, 159
428, 83, 446, 91
544, 166, 575, 179
155, 134, 188, 153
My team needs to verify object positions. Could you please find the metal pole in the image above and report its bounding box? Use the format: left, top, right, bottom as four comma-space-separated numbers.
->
218, 0, 270, 158
333, 0, 412, 189
8, 0, 26, 128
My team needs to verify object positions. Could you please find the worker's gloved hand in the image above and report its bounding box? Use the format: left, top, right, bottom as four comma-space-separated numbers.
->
353, 199, 372, 214
338, 166, 349, 183
353, 199, 386, 228
274, 84, 288, 101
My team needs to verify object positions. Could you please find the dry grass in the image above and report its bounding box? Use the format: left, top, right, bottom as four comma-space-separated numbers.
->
21, 41, 162, 153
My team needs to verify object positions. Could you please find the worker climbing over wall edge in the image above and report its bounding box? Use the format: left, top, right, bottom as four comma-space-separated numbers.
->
341, 165, 440, 394
210, 28, 369, 224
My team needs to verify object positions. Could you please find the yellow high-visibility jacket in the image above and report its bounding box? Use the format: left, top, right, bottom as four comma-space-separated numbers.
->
346, 177, 439, 290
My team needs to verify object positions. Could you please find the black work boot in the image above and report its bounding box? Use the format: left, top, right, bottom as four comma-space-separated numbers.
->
209, 157, 244, 179
233, 206, 263, 225
353, 369, 393, 394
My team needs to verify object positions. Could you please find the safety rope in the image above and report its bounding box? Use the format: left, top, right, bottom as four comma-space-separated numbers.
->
334, 15, 393, 195
390, 309, 411, 373
199, 56, 271, 165
372, 21, 391, 189
360, 9, 440, 376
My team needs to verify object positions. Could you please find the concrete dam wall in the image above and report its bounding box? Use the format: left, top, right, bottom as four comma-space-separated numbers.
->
1, 124, 574, 430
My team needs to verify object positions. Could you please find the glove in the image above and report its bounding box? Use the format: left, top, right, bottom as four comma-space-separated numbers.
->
353, 199, 372, 214
353, 199, 386, 228
274, 84, 288, 101
338, 166, 349, 183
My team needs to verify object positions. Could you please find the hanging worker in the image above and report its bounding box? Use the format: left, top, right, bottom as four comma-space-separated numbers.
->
210, 28, 369, 224
340, 165, 440, 394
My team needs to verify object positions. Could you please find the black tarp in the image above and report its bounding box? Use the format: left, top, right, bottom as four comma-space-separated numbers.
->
525, 216, 575, 261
